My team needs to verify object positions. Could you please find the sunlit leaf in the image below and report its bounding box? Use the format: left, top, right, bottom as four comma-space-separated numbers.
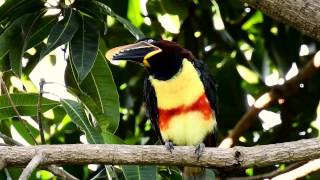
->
95, 1, 145, 40
61, 99, 103, 144
40, 8, 79, 59
127, 0, 144, 27
236, 64, 259, 84
70, 14, 99, 81
0, 93, 59, 120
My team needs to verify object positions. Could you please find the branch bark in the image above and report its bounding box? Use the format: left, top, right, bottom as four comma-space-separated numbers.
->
19, 153, 44, 180
241, 0, 320, 41
0, 138, 320, 169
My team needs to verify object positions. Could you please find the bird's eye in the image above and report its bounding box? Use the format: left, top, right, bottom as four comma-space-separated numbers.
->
147, 39, 154, 43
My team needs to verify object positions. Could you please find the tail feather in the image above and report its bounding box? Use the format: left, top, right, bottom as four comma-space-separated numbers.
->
183, 167, 205, 180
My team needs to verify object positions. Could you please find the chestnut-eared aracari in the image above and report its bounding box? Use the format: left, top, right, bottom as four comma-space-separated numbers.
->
106, 39, 218, 179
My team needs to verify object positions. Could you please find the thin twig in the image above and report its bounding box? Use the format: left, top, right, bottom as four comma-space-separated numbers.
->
0, 76, 38, 145
226, 162, 304, 180
219, 52, 320, 148
47, 165, 78, 180
0, 132, 23, 146
37, 78, 46, 144
19, 153, 44, 180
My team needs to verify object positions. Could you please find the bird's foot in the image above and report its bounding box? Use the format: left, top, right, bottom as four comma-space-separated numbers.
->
165, 141, 174, 153
195, 143, 205, 160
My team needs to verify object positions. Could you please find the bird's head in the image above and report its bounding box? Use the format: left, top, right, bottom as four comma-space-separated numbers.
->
106, 39, 194, 80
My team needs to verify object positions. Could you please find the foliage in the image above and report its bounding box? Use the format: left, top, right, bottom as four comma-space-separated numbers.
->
0, 0, 319, 179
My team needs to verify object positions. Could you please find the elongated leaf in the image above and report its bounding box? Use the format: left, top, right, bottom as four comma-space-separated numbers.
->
0, 93, 59, 120
65, 59, 122, 144
95, 1, 145, 40
61, 99, 103, 144
80, 48, 120, 133
12, 119, 38, 145
70, 90, 123, 144
40, 8, 79, 59
27, 15, 59, 49
0, 0, 43, 23
70, 14, 99, 81
0, 14, 33, 60
9, 35, 24, 77
122, 166, 157, 180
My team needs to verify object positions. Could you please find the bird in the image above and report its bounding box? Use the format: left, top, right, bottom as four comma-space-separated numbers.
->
106, 39, 218, 179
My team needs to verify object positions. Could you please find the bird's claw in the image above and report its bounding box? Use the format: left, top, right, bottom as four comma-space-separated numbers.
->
195, 143, 205, 160
165, 141, 174, 153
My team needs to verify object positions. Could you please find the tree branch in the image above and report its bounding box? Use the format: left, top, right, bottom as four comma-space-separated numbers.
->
227, 162, 304, 180
241, 0, 320, 41
272, 159, 320, 180
0, 132, 78, 180
19, 153, 44, 180
219, 52, 320, 148
0, 139, 320, 169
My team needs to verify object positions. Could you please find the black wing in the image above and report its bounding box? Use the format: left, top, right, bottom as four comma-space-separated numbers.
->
144, 78, 164, 144
193, 60, 219, 147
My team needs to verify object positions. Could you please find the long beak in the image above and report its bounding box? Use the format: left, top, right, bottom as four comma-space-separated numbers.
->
106, 41, 162, 66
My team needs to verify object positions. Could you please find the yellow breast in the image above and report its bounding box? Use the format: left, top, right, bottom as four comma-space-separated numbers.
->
150, 59, 205, 109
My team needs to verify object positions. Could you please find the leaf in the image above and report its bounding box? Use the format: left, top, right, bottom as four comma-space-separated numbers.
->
0, 13, 34, 60
11, 119, 38, 145
122, 165, 157, 180
40, 8, 79, 59
127, 0, 144, 27
80, 47, 120, 133
95, 1, 145, 40
70, 14, 99, 81
61, 99, 103, 144
0, 0, 43, 23
27, 15, 59, 49
101, 131, 124, 144
0, 93, 59, 120
9, 35, 24, 77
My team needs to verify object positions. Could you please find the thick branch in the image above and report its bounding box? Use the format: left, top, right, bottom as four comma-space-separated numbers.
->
219, 52, 320, 148
241, 0, 320, 41
1, 139, 320, 169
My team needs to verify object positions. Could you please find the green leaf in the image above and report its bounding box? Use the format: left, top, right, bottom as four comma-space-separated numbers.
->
0, 0, 43, 23
0, 13, 33, 60
80, 47, 120, 133
70, 14, 99, 81
27, 15, 59, 49
101, 131, 124, 144
40, 8, 79, 59
11, 119, 38, 145
9, 35, 24, 77
122, 165, 157, 180
95, 1, 145, 40
0, 93, 59, 120
127, 0, 144, 27
61, 99, 103, 144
